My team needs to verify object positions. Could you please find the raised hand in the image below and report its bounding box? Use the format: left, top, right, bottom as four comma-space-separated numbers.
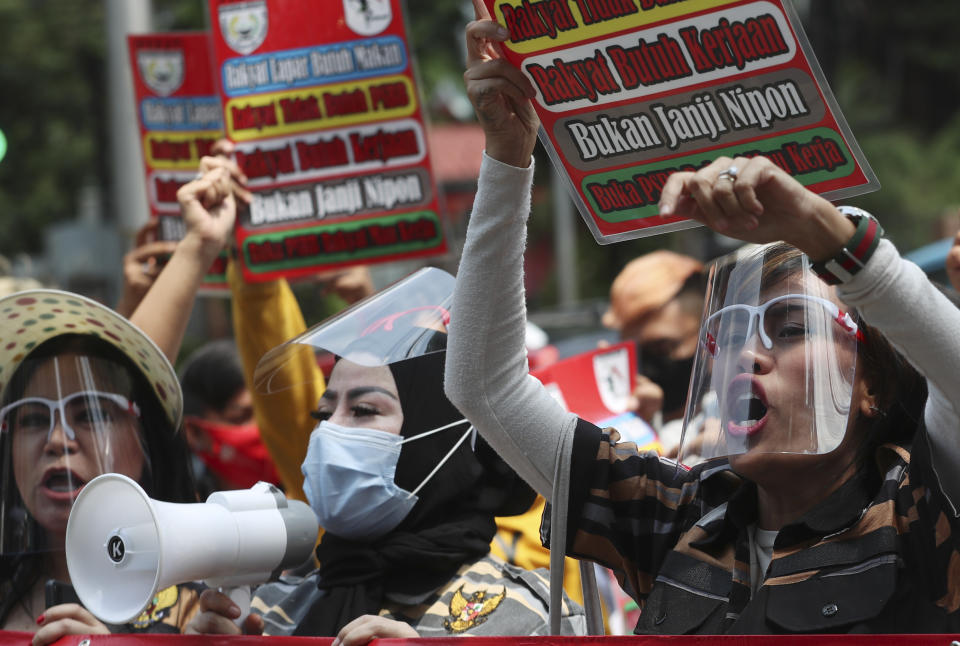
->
176, 165, 239, 259
115, 219, 178, 317
658, 155, 855, 262
130, 160, 247, 362
464, 1, 539, 168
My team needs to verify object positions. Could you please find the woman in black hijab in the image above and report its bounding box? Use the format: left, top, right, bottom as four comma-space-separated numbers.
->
186, 269, 585, 642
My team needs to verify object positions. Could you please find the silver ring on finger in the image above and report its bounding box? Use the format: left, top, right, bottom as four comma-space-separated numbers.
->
716, 166, 738, 183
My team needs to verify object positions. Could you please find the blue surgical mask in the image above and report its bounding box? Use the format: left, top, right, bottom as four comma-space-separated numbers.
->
301, 418, 474, 541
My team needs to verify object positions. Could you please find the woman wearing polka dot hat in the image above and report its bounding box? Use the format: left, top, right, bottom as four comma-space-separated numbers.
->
0, 163, 243, 642
0, 290, 201, 638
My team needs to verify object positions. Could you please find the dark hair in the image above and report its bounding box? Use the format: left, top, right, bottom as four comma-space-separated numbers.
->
0, 334, 196, 624
676, 269, 708, 318
852, 320, 927, 482
387, 349, 535, 528
179, 339, 247, 417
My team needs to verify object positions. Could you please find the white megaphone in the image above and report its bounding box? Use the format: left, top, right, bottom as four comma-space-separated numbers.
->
65, 473, 319, 625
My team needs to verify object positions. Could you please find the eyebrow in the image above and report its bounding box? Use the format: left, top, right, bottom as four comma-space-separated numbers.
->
319, 386, 399, 402
766, 301, 805, 316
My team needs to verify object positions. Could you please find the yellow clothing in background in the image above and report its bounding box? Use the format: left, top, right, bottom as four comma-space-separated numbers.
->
493, 496, 584, 605
228, 261, 322, 503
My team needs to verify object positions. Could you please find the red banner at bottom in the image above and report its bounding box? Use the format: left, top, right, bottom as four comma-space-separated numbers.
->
2, 633, 958, 646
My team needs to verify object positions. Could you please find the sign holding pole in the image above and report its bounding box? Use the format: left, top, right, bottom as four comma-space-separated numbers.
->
480, 0, 879, 244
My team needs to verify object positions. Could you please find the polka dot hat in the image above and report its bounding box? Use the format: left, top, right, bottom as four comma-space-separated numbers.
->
0, 289, 182, 428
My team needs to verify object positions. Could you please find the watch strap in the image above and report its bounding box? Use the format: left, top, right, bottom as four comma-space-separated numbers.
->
810, 207, 884, 285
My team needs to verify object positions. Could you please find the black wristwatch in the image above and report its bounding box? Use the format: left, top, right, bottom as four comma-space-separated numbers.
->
810, 206, 884, 286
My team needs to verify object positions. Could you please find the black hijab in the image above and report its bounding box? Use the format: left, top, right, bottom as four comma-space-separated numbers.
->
294, 350, 534, 636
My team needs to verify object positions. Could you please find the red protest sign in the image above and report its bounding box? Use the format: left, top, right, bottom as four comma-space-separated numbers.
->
481, 0, 879, 243
127, 32, 228, 289
207, 0, 447, 283
531, 341, 659, 450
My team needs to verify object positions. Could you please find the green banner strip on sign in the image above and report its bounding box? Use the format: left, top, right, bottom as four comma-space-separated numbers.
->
242, 210, 443, 274
582, 127, 856, 224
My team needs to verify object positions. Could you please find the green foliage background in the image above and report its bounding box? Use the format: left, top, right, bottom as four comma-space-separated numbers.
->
0, 0, 107, 254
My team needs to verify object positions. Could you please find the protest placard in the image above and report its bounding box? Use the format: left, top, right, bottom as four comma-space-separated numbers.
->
127, 32, 228, 288
208, 0, 447, 282
481, 0, 879, 243
532, 341, 659, 449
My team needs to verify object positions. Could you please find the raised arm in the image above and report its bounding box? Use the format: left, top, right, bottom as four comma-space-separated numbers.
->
130, 157, 248, 362
837, 242, 960, 510
444, 15, 575, 498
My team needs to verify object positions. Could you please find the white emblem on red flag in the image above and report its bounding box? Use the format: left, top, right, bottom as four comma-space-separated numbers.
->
594, 347, 630, 414
343, 0, 392, 36
137, 50, 184, 97
219, 1, 269, 56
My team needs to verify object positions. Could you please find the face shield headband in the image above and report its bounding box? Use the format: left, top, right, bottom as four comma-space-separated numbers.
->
676, 244, 860, 466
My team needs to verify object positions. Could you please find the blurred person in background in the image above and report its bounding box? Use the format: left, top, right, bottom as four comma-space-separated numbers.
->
114, 220, 177, 319
178, 339, 280, 498
946, 228, 960, 291
603, 251, 706, 456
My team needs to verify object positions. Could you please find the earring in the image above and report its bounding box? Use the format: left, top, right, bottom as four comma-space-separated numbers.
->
868, 405, 887, 418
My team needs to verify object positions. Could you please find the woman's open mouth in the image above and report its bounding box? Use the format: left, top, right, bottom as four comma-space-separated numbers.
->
40, 468, 87, 501
725, 376, 769, 437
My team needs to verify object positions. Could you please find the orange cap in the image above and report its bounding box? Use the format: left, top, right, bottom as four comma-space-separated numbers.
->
602, 251, 703, 331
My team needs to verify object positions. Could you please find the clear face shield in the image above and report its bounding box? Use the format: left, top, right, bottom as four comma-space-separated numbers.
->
1, 353, 149, 555
254, 267, 455, 395
254, 268, 478, 536
676, 244, 860, 466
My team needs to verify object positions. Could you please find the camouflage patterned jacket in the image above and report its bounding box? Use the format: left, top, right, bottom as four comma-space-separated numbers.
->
252, 554, 586, 637
558, 419, 960, 634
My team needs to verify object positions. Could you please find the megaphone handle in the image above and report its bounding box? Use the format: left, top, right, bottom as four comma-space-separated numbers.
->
221, 585, 252, 627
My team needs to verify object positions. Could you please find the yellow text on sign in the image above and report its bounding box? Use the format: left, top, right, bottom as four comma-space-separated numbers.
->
496, 0, 740, 55
225, 75, 418, 141
144, 131, 222, 170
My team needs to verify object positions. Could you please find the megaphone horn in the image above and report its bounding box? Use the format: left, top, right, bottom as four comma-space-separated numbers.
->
65, 473, 318, 625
